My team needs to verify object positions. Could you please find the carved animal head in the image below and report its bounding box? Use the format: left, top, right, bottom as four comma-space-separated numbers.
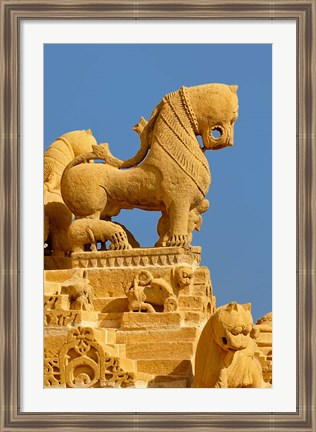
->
189, 199, 210, 232
60, 129, 97, 157
61, 269, 92, 300
189, 84, 239, 151
125, 280, 146, 303
174, 266, 194, 288
211, 302, 254, 351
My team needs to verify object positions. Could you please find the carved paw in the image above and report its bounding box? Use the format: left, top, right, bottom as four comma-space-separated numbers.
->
109, 242, 132, 251
109, 232, 132, 250
166, 234, 189, 247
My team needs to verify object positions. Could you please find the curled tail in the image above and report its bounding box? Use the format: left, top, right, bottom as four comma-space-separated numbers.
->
62, 116, 151, 175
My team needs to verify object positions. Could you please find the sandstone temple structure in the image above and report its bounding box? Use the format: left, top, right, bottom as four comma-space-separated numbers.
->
44, 84, 272, 388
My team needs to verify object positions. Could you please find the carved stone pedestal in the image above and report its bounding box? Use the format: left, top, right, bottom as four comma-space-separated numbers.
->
44, 247, 216, 388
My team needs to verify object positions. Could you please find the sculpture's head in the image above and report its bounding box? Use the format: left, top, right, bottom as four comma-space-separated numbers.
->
190, 84, 239, 151
211, 301, 254, 352
189, 199, 210, 232
60, 129, 98, 156
61, 269, 91, 298
174, 266, 194, 288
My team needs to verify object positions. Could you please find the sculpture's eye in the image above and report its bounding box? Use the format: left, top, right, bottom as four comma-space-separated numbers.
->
211, 127, 223, 140
231, 326, 243, 336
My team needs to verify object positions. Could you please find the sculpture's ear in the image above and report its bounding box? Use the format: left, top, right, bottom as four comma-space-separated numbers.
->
225, 301, 238, 311
242, 303, 251, 312
229, 85, 238, 93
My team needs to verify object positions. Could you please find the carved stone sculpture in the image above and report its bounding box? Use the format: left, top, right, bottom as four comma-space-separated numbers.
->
193, 302, 265, 388
156, 199, 209, 247
44, 82, 272, 389
44, 129, 98, 255
126, 270, 178, 313
173, 265, 195, 295
44, 327, 142, 388
60, 84, 238, 248
68, 218, 131, 252
255, 312, 272, 384
61, 269, 94, 311
125, 279, 156, 313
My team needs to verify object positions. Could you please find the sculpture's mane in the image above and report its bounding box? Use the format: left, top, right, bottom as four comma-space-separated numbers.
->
44, 135, 77, 190
154, 87, 210, 196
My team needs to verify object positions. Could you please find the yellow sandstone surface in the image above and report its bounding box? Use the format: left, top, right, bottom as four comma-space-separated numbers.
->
44, 84, 271, 388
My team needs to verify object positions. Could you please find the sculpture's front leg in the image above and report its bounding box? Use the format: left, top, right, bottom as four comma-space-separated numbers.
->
214, 369, 228, 388
166, 200, 190, 247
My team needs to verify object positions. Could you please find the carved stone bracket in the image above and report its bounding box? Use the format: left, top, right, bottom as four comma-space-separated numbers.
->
44, 327, 136, 388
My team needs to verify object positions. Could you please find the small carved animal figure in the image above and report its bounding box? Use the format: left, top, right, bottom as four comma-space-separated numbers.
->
156, 199, 210, 246
138, 270, 178, 312
173, 266, 194, 291
125, 280, 155, 313
61, 84, 239, 248
126, 270, 177, 313
61, 270, 94, 311
68, 218, 131, 253
194, 302, 265, 388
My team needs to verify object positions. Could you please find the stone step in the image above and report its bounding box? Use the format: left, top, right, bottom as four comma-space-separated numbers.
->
99, 312, 124, 329
257, 346, 272, 356
133, 372, 155, 388
257, 340, 272, 348
120, 312, 182, 330
257, 332, 272, 344
256, 324, 272, 332
102, 328, 117, 344
136, 359, 193, 376
194, 266, 211, 284
148, 375, 189, 388
116, 327, 198, 344
93, 297, 128, 313
178, 295, 205, 311
183, 311, 208, 327
126, 341, 195, 360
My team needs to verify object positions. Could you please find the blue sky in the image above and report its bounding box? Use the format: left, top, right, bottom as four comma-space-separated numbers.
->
44, 44, 272, 322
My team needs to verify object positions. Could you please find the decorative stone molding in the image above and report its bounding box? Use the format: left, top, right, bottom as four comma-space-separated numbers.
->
71, 246, 201, 269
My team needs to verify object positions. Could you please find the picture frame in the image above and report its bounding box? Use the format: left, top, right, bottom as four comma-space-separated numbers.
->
1, 0, 315, 430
